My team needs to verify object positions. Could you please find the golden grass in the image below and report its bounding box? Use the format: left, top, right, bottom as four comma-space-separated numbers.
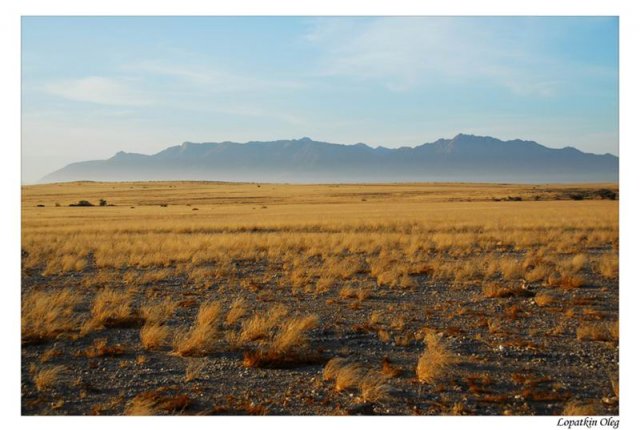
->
125, 390, 191, 415
141, 297, 177, 325
562, 400, 602, 415
534, 292, 555, 307
242, 314, 319, 368
141, 324, 171, 350
22, 289, 81, 344
597, 254, 619, 279
90, 288, 141, 329
173, 301, 222, 356
33, 365, 65, 391
334, 363, 366, 392
323, 357, 392, 401
238, 304, 288, 343
84, 338, 126, 358
416, 332, 454, 384
359, 371, 392, 402
225, 297, 247, 325
576, 321, 618, 342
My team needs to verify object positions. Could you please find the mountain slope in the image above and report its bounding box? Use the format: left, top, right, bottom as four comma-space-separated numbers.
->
41, 134, 619, 183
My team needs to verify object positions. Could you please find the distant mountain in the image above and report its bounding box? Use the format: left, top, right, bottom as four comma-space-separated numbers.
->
41, 134, 619, 183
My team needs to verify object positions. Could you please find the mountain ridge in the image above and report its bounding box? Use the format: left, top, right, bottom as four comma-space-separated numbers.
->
41, 134, 619, 184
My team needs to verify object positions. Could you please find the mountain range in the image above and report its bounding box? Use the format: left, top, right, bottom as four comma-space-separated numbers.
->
41, 134, 619, 183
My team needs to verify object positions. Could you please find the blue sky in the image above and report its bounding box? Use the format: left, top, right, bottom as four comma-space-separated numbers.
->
22, 16, 618, 183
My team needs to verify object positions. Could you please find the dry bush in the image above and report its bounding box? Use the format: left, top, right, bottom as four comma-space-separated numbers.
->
562, 400, 602, 415
534, 292, 555, 307
500, 259, 524, 280
369, 310, 384, 326
173, 301, 222, 356
360, 371, 392, 402
525, 265, 551, 282
571, 254, 589, 272
576, 321, 618, 342
416, 332, 454, 384
85, 338, 126, 358
335, 363, 366, 392
323, 357, 350, 381
141, 324, 171, 350
22, 289, 81, 344
610, 375, 619, 398
40, 346, 63, 363
125, 390, 191, 415
323, 357, 391, 401
482, 282, 532, 299
242, 314, 319, 368
377, 329, 391, 343
225, 297, 247, 325
339, 286, 370, 301
315, 276, 335, 294
33, 365, 65, 391
381, 356, 402, 378
597, 254, 619, 279
238, 304, 288, 343
141, 297, 177, 325
559, 274, 585, 289
269, 315, 318, 355
90, 288, 141, 329
125, 397, 158, 415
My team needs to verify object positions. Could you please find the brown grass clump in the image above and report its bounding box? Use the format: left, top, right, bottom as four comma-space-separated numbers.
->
338, 286, 369, 301
125, 389, 191, 415
359, 371, 392, 402
482, 282, 532, 298
571, 254, 589, 272
22, 289, 81, 344
335, 363, 366, 392
369, 310, 384, 326
576, 321, 618, 342
416, 332, 454, 384
559, 274, 585, 289
225, 297, 247, 325
381, 356, 402, 378
141, 323, 171, 350
323, 357, 392, 401
500, 259, 524, 280
524, 265, 551, 282
597, 254, 618, 279
173, 301, 222, 356
33, 365, 65, 391
323, 357, 350, 381
238, 304, 288, 343
141, 297, 177, 325
90, 288, 141, 329
40, 346, 63, 363
534, 292, 555, 307
562, 400, 602, 415
242, 314, 319, 368
85, 338, 126, 358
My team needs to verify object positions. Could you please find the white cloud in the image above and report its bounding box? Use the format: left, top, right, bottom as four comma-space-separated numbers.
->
304, 17, 569, 96
43, 76, 153, 106
124, 61, 303, 92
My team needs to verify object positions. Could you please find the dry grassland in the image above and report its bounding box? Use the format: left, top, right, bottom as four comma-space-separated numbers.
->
21, 181, 618, 415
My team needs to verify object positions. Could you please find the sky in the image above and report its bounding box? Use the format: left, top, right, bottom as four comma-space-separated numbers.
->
21, 16, 619, 183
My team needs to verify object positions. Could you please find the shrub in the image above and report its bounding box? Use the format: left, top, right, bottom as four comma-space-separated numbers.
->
416, 332, 454, 384
69, 200, 94, 207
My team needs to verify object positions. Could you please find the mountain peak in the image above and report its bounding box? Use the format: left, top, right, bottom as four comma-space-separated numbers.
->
41, 135, 619, 184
